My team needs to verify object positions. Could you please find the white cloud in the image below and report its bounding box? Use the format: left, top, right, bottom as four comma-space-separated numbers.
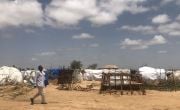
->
46, 0, 97, 26
152, 14, 171, 24
161, 0, 180, 5
121, 25, 156, 34
121, 14, 180, 37
157, 50, 167, 54
120, 35, 167, 50
31, 58, 38, 61
0, 0, 150, 28
0, 0, 43, 28
46, 0, 149, 27
121, 38, 148, 50
72, 33, 95, 39
161, 0, 174, 5
148, 35, 167, 45
89, 43, 99, 48
37, 52, 56, 56
157, 22, 180, 36
88, 12, 117, 26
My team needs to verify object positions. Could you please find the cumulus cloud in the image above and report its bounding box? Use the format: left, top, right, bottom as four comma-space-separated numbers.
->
31, 58, 38, 61
72, 33, 95, 39
161, 0, 180, 5
0, 0, 43, 28
120, 35, 167, 50
37, 51, 56, 56
121, 25, 156, 34
46, 0, 149, 27
157, 22, 180, 36
0, 0, 150, 28
89, 43, 99, 48
157, 50, 167, 54
121, 14, 180, 37
152, 14, 171, 24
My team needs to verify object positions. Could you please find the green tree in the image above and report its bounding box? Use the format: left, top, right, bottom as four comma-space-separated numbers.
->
70, 60, 83, 69
87, 64, 98, 69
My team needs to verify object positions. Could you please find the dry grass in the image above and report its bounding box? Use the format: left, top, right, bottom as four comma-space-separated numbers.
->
0, 81, 180, 110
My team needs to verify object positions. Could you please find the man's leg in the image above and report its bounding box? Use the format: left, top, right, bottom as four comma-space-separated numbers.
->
33, 87, 41, 99
30, 87, 41, 105
39, 87, 47, 104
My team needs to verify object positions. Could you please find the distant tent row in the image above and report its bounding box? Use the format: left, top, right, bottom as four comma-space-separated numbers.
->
1, 65, 180, 85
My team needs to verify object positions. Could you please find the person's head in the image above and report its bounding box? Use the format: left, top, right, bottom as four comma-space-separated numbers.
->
38, 65, 43, 72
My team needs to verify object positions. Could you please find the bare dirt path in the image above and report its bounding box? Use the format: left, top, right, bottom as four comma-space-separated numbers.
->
0, 84, 180, 110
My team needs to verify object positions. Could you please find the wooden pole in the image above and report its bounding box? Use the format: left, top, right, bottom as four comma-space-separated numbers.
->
120, 74, 123, 95
172, 69, 176, 92
130, 75, 133, 95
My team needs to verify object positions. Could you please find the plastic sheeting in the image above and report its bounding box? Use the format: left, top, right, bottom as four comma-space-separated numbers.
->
0, 66, 23, 84
83, 69, 103, 81
83, 69, 131, 81
139, 66, 165, 80
47, 69, 61, 80
21, 70, 36, 84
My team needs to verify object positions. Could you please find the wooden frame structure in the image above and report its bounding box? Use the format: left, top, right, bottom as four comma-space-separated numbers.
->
57, 69, 81, 90
57, 69, 74, 90
100, 72, 146, 95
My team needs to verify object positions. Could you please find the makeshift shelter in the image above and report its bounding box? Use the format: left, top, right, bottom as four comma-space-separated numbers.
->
57, 69, 82, 89
100, 71, 145, 95
139, 66, 166, 80
173, 70, 180, 79
83, 69, 103, 81
21, 70, 36, 84
102, 65, 119, 69
46, 69, 61, 80
0, 66, 23, 84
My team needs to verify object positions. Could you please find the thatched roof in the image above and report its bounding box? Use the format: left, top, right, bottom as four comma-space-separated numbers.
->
101, 65, 119, 69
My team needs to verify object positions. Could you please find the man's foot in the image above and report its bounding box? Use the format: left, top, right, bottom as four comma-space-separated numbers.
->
30, 98, 34, 105
41, 102, 47, 104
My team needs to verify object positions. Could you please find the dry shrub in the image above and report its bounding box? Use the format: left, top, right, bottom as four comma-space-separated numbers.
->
0, 77, 34, 99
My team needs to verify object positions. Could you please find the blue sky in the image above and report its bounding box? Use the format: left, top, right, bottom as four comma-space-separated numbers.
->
0, 0, 180, 68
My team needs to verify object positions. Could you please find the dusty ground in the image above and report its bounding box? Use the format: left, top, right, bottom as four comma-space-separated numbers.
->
0, 82, 180, 110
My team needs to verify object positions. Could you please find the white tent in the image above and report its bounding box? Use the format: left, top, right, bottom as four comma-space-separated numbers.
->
102, 69, 130, 74
0, 66, 23, 84
83, 69, 103, 81
166, 70, 180, 79
21, 70, 36, 84
83, 69, 130, 81
139, 66, 165, 80
174, 71, 180, 78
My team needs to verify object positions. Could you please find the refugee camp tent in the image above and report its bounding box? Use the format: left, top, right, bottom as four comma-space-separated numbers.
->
139, 66, 165, 80
21, 70, 36, 84
166, 70, 180, 80
83, 69, 103, 81
0, 66, 23, 84
174, 70, 180, 79
100, 64, 119, 73
102, 65, 119, 69
47, 69, 61, 80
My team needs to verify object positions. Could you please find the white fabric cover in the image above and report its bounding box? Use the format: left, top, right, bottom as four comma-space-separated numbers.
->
139, 66, 165, 80
83, 69, 103, 80
0, 66, 23, 84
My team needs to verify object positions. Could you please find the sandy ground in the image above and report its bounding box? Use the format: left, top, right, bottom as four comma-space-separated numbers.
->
0, 83, 180, 110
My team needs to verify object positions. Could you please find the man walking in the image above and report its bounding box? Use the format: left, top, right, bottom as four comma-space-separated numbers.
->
30, 65, 47, 105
